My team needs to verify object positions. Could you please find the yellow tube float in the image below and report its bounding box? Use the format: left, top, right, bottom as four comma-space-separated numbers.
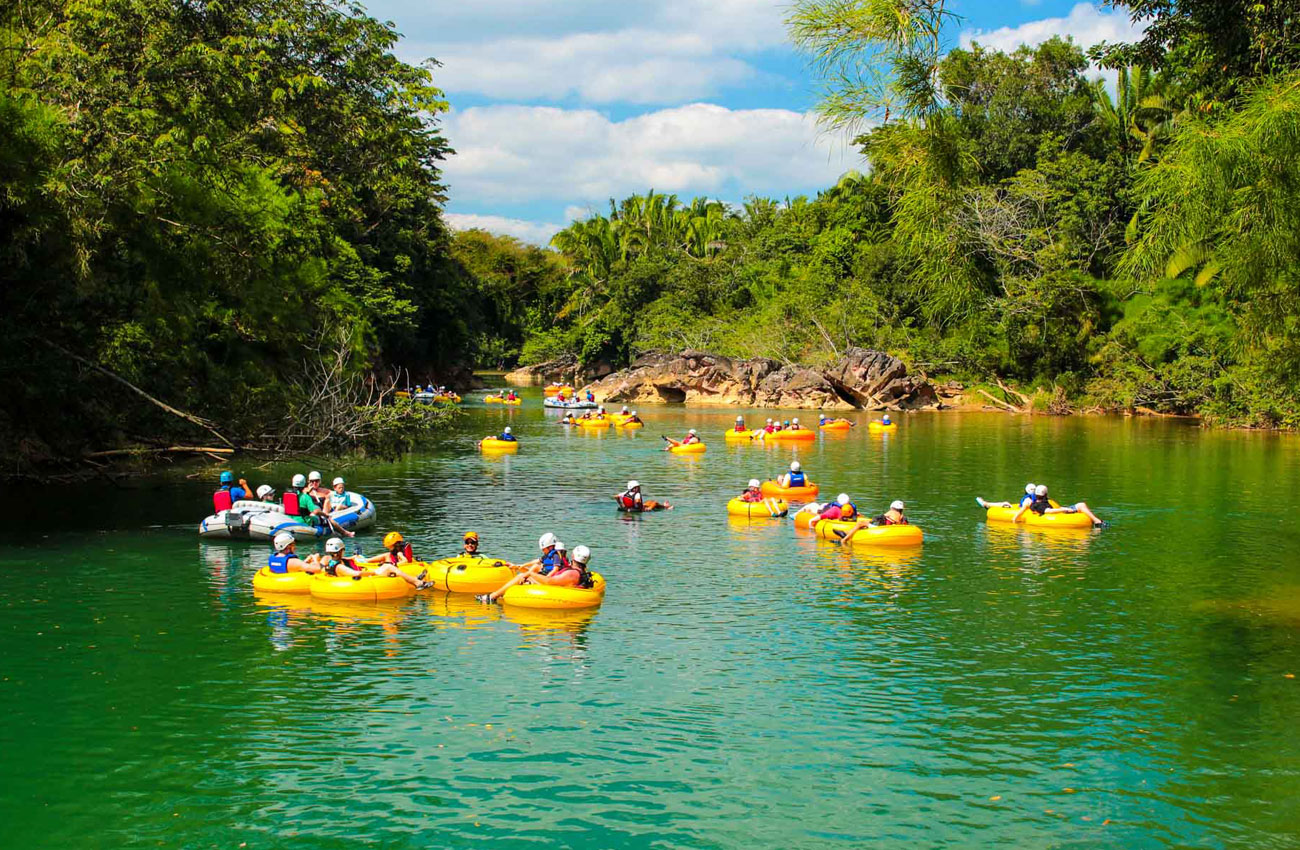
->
814, 519, 923, 547
252, 567, 312, 594
617, 421, 643, 430
421, 555, 517, 595
867, 421, 897, 432
985, 505, 1093, 528
726, 497, 789, 518
309, 572, 412, 601
768, 428, 815, 441
479, 437, 519, 452
820, 420, 852, 431
484, 395, 521, 405
723, 429, 758, 442
760, 480, 819, 501
792, 509, 823, 529
608, 413, 633, 424
576, 417, 610, 428
502, 573, 606, 610
544, 385, 575, 396
668, 442, 706, 454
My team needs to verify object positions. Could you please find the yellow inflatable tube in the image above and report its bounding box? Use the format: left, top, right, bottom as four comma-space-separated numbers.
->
867, 421, 897, 432
768, 428, 815, 441
668, 442, 706, 454
985, 505, 1092, 528
479, 437, 519, 452
617, 420, 643, 430
814, 519, 923, 547
502, 573, 606, 610
576, 417, 610, 429
421, 555, 517, 595
252, 567, 312, 594
726, 497, 789, 518
820, 420, 852, 431
724, 429, 758, 442
309, 572, 412, 602
760, 480, 819, 501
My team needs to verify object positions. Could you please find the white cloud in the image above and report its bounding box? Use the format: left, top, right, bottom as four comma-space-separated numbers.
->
441, 103, 854, 205
393, 0, 788, 103
443, 213, 564, 245
960, 3, 1142, 54
425, 29, 759, 104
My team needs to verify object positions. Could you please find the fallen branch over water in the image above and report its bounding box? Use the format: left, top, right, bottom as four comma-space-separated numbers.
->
82, 446, 236, 459
977, 388, 1023, 413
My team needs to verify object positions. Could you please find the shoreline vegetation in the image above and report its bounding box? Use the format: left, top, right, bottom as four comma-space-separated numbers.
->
5, 1, 1300, 481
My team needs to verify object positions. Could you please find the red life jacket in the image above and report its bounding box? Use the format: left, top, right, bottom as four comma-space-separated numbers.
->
387, 543, 415, 564
282, 491, 301, 516
213, 488, 233, 513
618, 493, 638, 510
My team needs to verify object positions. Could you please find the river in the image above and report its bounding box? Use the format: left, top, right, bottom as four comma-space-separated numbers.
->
2, 390, 1298, 848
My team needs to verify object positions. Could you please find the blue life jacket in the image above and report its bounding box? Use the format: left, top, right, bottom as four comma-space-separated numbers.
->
268, 552, 292, 574
788, 472, 806, 487
499, 433, 517, 442
1019, 494, 1034, 507
538, 549, 559, 575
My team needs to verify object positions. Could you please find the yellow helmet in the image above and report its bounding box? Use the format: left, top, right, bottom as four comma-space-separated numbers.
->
382, 531, 404, 549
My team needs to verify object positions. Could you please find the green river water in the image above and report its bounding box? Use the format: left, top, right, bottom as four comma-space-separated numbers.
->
2, 390, 1299, 848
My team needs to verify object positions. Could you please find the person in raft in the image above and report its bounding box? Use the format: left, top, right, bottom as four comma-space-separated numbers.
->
1014, 484, 1105, 527
778, 461, 808, 489
834, 500, 908, 544
268, 532, 323, 574
620, 405, 631, 415
286, 473, 354, 537
664, 428, 701, 450
305, 470, 332, 507
763, 418, 776, 433
739, 479, 765, 502
625, 410, 644, 425
977, 483, 1038, 510
477, 544, 594, 604
212, 470, 252, 512
615, 480, 672, 511
486, 425, 517, 442
881, 414, 892, 426
337, 534, 433, 589
732, 415, 749, 432
456, 531, 487, 558
586, 389, 596, 402
255, 484, 277, 503
561, 413, 577, 425
512, 532, 563, 575
327, 477, 359, 513
817, 493, 858, 522
789, 417, 807, 431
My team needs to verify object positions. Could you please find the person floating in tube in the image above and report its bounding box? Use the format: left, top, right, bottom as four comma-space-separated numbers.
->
614, 480, 672, 512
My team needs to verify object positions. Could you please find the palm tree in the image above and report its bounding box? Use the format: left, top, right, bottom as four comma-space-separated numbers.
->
1091, 66, 1177, 164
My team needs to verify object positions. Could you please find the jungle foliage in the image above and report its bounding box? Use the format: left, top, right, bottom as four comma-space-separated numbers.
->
0, 0, 471, 469
471, 2, 1300, 427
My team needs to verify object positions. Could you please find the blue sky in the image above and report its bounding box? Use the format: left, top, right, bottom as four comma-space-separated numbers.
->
360, 1, 1142, 243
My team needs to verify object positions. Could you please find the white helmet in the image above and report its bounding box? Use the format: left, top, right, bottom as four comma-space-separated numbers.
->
332, 477, 345, 486
627, 480, 639, 490
539, 532, 557, 550
766, 418, 773, 424
273, 532, 295, 552
1025, 483, 1036, 495
836, 493, 850, 506
890, 500, 905, 511
556, 541, 567, 552
256, 484, 274, 499
572, 545, 591, 564
736, 415, 744, 422
688, 428, 696, 435
631, 410, 638, 416
324, 537, 344, 554
1036, 484, 1049, 496
790, 461, 801, 472
308, 471, 322, 482
504, 426, 512, 434
748, 478, 760, 488
291, 473, 306, 488
793, 417, 800, 424
621, 406, 629, 412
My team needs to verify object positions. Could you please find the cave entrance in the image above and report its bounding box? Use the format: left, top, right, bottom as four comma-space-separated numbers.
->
655, 386, 687, 403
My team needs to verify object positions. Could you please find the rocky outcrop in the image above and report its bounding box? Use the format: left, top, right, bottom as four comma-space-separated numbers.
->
581, 348, 940, 410
504, 354, 613, 386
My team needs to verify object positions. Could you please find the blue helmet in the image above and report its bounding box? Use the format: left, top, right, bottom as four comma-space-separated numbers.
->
219, 471, 234, 484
